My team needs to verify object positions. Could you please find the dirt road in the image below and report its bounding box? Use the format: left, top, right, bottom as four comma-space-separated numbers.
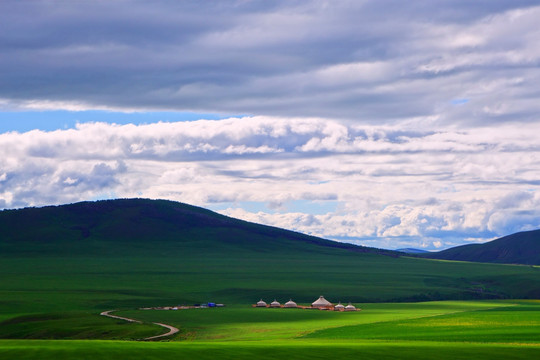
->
100, 310, 179, 340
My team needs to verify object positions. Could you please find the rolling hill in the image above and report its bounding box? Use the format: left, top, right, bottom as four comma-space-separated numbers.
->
422, 229, 540, 265
0, 198, 388, 257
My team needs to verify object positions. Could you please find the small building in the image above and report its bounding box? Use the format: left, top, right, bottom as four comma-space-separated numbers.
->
344, 302, 357, 311
256, 299, 268, 307
284, 299, 297, 308
270, 299, 281, 308
334, 302, 345, 311
312, 295, 333, 308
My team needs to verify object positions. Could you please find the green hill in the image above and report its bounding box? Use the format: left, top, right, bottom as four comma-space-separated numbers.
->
1, 199, 540, 340
422, 229, 540, 265
0, 199, 397, 256
0, 198, 395, 257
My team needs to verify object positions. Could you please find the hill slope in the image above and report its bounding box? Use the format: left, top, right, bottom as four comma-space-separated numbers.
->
422, 229, 540, 265
0, 198, 388, 256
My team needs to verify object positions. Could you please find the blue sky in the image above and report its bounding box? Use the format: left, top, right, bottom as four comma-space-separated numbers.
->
1, 0, 539, 250
0, 111, 231, 133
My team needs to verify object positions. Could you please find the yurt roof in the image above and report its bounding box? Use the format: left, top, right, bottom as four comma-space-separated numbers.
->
257, 299, 267, 306
312, 295, 332, 306
345, 302, 356, 310
270, 299, 281, 306
284, 299, 297, 307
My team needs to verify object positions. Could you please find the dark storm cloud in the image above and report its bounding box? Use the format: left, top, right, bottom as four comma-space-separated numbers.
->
2, 0, 540, 123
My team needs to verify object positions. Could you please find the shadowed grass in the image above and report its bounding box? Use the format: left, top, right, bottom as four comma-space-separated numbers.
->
0, 311, 162, 340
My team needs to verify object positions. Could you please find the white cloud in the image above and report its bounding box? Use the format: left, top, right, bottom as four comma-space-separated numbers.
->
1, 117, 539, 250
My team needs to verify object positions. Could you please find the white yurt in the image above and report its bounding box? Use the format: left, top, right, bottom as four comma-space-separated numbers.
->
311, 295, 333, 308
256, 299, 267, 307
270, 299, 281, 308
334, 302, 345, 311
284, 299, 298, 308
344, 302, 356, 311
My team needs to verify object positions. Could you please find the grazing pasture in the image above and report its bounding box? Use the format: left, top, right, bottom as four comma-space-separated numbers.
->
117, 300, 515, 341
2, 301, 540, 359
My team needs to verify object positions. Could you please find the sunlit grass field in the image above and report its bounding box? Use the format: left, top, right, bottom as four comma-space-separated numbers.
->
2, 300, 540, 359
118, 300, 509, 341
2, 339, 540, 360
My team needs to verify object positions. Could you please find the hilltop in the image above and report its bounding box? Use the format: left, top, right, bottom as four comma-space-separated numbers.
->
421, 229, 540, 265
0, 198, 391, 257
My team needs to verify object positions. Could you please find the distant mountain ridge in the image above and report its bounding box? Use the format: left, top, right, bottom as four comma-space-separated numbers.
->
421, 229, 540, 265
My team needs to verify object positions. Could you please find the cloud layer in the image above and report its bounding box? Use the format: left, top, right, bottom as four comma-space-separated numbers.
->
1, 117, 539, 249
1, 1, 540, 124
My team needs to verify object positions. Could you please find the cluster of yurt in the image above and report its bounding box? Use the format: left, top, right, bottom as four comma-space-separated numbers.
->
333, 301, 357, 311
254, 296, 358, 311
311, 296, 357, 311
256, 299, 298, 308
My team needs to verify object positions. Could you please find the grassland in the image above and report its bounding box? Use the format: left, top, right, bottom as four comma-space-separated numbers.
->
1, 199, 540, 358
2, 300, 540, 359
1, 230, 540, 342
117, 300, 514, 341
2, 253, 539, 359
2, 339, 540, 360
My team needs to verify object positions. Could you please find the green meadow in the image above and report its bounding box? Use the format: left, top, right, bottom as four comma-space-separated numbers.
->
2, 301, 540, 359
1, 200, 540, 358
2, 247, 540, 359
117, 301, 515, 341
2, 339, 540, 360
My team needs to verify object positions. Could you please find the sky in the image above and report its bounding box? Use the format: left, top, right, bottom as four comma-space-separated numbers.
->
1, 0, 540, 250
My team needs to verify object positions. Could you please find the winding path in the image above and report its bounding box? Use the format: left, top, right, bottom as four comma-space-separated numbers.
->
143, 322, 179, 340
100, 310, 179, 340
